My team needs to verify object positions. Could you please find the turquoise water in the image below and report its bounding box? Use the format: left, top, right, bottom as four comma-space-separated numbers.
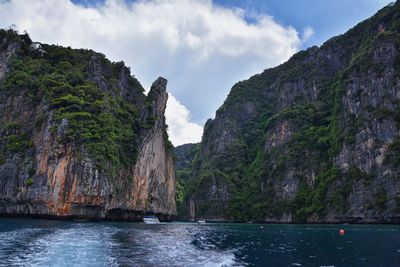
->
0, 218, 399, 266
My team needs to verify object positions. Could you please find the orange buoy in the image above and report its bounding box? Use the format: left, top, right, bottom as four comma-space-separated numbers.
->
339, 229, 345, 235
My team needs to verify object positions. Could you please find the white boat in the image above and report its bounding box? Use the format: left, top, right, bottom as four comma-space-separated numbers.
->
197, 219, 206, 224
143, 215, 160, 224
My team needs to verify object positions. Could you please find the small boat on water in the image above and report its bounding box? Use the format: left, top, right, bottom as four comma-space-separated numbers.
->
143, 215, 160, 224
197, 219, 206, 224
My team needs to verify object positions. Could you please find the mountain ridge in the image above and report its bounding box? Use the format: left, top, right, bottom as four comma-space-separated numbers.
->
177, 1, 400, 223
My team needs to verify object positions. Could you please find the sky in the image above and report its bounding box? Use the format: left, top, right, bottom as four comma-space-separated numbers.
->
0, 0, 394, 145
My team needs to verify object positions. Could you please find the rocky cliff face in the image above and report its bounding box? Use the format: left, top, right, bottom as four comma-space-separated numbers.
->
173, 143, 199, 219
183, 2, 400, 223
128, 78, 176, 218
0, 30, 176, 220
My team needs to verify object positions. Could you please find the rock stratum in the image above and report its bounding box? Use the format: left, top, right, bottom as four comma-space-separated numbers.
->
178, 2, 400, 223
0, 30, 176, 221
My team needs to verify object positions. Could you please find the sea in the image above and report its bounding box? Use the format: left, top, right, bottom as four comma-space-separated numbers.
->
0, 218, 399, 266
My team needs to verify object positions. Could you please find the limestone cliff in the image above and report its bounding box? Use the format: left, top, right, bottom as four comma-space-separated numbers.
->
129, 78, 176, 218
0, 29, 176, 220
183, 2, 400, 223
174, 143, 199, 219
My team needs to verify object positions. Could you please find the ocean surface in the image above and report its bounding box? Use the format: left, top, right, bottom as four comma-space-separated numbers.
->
0, 218, 399, 266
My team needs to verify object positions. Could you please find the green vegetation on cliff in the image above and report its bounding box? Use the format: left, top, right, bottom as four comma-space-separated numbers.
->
179, 2, 400, 222
174, 143, 200, 217
0, 29, 148, 176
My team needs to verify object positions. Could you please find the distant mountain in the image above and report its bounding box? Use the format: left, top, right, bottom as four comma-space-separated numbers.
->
0, 29, 176, 220
181, 1, 400, 223
174, 143, 199, 219
174, 143, 199, 171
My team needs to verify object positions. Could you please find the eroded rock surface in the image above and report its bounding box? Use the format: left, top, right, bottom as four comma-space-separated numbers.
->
0, 30, 176, 221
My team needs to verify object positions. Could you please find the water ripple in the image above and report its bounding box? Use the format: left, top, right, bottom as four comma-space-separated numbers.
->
1, 220, 400, 266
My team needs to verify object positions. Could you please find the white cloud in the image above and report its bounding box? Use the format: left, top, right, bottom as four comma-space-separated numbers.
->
165, 94, 203, 146
302, 26, 315, 43
0, 0, 304, 145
